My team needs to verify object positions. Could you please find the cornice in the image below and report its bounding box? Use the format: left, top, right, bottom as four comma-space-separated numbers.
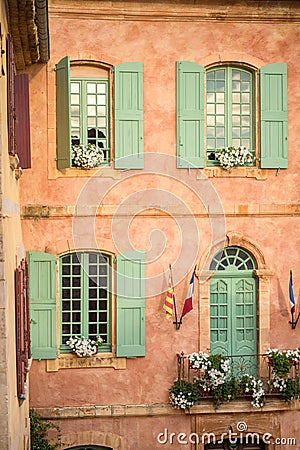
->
48, 0, 300, 23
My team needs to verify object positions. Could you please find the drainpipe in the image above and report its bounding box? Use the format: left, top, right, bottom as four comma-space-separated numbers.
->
35, 0, 50, 63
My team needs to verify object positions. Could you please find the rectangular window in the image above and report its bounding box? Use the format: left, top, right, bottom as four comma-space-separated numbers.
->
60, 252, 111, 352
71, 78, 110, 164
206, 66, 254, 165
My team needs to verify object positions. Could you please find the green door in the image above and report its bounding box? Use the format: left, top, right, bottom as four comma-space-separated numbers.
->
210, 247, 257, 375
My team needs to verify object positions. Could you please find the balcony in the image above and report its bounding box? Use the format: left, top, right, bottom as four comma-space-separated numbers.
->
170, 352, 300, 411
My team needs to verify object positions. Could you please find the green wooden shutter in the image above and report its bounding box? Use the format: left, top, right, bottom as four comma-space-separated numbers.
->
28, 252, 57, 359
114, 62, 144, 169
56, 56, 71, 169
116, 250, 145, 357
176, 61, 205, 168
260, 63, 288, 169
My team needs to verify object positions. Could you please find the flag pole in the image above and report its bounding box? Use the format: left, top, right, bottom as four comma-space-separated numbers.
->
289, 270, 300, 329
169, 264, 181, 330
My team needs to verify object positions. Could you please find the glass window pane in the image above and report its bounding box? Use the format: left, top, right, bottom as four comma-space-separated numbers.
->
207, 92, 215, 103
97, 106, 106, 116
232, 127, 240, 138
216, 138, 225, 148
206, 80, 215, 91
242, 82, 250, 92
232, 81, 240, 92
207, 104, 215, 114
216, 127, 225, 137
232, 116, 240, 125
241, 71, 250, 81
242, 116, 250, 126
87, 95, 96, 105
242, 127, 250, 137
97, 84, 106, 93
242, 104, 250, 114
232, 70, 240, 80
88, 106, 96, 116
232, 93, 240, 103
216, 116, 225, 125
216, 104, 224, 114
216, 93, 224, 102
71, 94, 80, 104
88, 117, 96, 127
216, 81, 225, 91
242, 92, 250, 103
216, 69, 225, 79
232, 104, 240, 114
207, 116, 215, 126
87, 83, 96, 93
71, 83, 80, 94
207, 127, 215, 137
97, 94, 106, 105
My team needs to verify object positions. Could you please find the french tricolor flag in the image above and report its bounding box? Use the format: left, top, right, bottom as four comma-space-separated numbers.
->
181, 269, 195, 319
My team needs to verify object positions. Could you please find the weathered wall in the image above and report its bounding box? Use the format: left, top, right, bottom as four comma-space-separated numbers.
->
0, 1, 30, 448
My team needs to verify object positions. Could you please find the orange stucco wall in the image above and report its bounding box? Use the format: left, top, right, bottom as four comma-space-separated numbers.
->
21, 1, 300, 448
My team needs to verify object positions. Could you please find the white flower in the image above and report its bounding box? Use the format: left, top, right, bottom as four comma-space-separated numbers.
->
66, 335, 104, 357
216, 146, 254, 170
72, 144, 104, 169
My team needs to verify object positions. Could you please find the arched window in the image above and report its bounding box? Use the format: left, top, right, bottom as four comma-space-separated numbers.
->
60, 251, 111, 352
206, 65, 254, 164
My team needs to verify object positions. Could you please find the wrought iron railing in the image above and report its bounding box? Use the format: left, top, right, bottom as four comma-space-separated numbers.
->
176, 352, 300, 394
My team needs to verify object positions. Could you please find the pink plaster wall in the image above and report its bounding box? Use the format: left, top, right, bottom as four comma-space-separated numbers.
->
21, 0, 300, 446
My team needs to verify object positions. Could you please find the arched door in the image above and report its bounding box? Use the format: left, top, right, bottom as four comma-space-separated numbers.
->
209, 247, 257, 372
66, 446, 112, 450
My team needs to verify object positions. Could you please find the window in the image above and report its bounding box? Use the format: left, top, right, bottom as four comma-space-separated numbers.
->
28, 250, 146, 360
176, 61, 288, 170
206, 66, 254, 164
70, 78, 110, 163
60, 252, 111, 352
56, 57, 144, 170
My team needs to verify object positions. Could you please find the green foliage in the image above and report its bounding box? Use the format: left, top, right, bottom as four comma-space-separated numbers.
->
269, 351, 292, 377
281, 378, 300, 403
30, 409, 61, 450
169, 380, 200, 409
212, 377, 240, 403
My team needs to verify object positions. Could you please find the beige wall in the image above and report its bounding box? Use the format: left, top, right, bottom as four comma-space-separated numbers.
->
0, 1, 30, 448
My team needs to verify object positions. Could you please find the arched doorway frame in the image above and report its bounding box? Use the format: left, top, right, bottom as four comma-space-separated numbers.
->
198, 232, 274, 366
59, 431, 126, 450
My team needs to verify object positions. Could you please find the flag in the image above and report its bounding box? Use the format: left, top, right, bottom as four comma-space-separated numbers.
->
181, 269, 195, 319
163, 273, 174, 319
290, 270, 295, 315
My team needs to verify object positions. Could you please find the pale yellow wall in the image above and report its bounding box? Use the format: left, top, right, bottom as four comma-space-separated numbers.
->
0, 1, 30, 448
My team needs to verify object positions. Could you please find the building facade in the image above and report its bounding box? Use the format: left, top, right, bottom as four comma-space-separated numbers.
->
0, 0, 49, 448
21, 1, 300, 449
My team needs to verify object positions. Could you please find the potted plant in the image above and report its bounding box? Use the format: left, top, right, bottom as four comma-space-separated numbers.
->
66, 335, 104, 357
71, 143, 104, 169
215, 146, 254, 170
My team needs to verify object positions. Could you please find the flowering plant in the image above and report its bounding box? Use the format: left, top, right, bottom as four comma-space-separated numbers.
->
241, 374, 265, 408
266, 348, 300, 377
71, 144, 104, 169
215, 146, 254, 170
66, 335, 104, 357
169, 380, 199, 410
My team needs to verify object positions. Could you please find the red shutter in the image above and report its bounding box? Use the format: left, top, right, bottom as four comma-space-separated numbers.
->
15, 74, 31, 168
15, 260, 30, 400
6, 34, 16, 155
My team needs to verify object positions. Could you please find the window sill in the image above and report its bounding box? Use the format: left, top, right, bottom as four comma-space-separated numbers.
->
46, 353, 127, 372
48, 165, 122, 180
200, 166, 268, 180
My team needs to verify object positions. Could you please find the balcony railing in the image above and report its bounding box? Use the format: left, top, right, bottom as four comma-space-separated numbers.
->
171, 352, 300, 409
